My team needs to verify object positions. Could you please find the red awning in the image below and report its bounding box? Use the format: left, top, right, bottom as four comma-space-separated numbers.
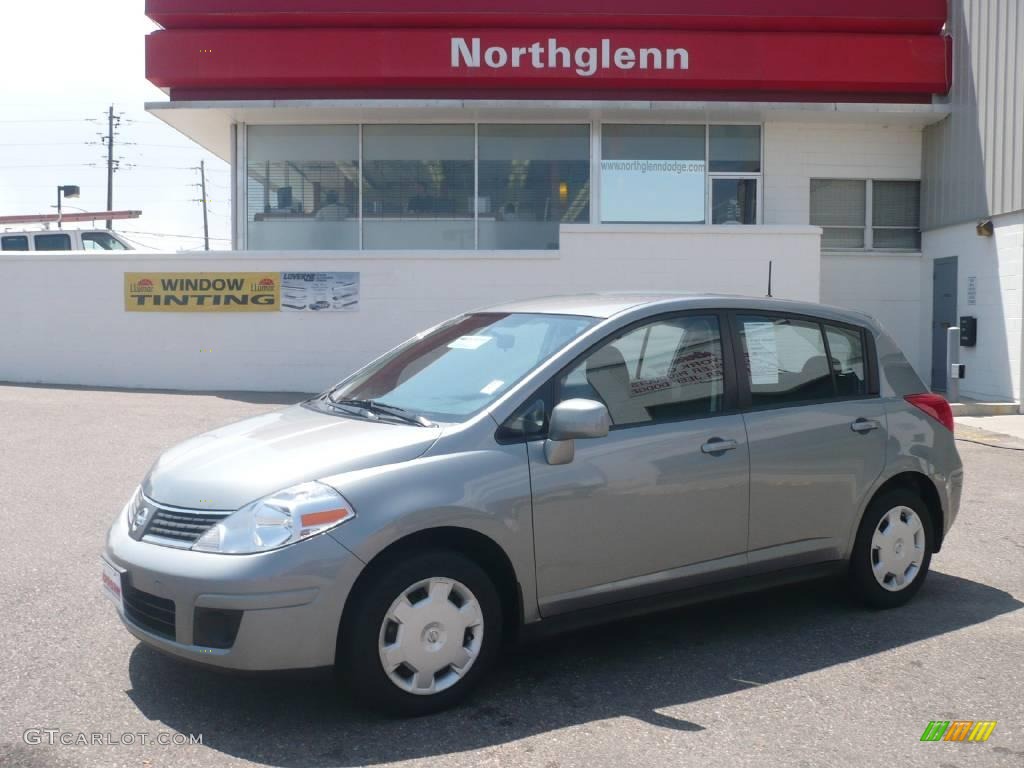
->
146, 0, 947, 34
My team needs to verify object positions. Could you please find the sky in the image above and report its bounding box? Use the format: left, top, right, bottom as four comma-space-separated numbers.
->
0, 1, 232, 251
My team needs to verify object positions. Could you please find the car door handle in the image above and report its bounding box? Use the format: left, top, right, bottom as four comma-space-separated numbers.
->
851, 418, 880, 434
701, 438, 739, 454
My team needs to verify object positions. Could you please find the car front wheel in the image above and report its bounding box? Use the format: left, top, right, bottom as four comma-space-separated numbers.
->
338, 550, 502, 715
849, 488, 934, 609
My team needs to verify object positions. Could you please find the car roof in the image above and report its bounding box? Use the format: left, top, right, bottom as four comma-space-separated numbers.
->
482, 292, 879, 329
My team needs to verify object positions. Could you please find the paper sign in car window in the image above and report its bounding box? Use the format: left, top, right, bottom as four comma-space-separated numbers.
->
480, 380, 505, 395
745, 322, 780, 385
449, 335, 492, 350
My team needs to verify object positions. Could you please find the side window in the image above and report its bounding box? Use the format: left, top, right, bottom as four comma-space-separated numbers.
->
34, 233, 72, 251
825, 324, 868, 397
738, 315, 834, 406
559, 315, 725, 427
82, 232, 129, 250
2, 235, 29, 251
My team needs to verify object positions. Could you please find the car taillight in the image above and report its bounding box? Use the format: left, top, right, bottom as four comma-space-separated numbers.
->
905, 393, 954, 432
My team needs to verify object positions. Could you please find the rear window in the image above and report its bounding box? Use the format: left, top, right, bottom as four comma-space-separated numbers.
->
34, 233, 72, 251
738, 315, 873, 406
739, 316, 833, 407
2, 235, 29, 251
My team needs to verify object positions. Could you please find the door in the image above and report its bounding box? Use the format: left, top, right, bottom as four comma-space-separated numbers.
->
931, 257, 958, 391
735, 314, 887, 571
528, 313, 750, 616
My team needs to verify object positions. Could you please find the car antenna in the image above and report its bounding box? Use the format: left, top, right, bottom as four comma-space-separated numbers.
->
766, 260, 773, 297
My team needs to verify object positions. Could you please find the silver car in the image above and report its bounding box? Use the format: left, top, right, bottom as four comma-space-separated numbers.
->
103, 294, 963, 715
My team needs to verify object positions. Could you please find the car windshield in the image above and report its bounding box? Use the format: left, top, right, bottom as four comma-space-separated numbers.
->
326, 312, 597, 423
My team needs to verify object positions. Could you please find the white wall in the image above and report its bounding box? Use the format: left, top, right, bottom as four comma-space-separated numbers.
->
0, 225, 820, 392
819, 252, 930, 378
763, 120, 930, 378
922, 212, 1024, 403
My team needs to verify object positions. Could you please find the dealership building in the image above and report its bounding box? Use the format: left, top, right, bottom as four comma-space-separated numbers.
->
2, 1, 1021, 404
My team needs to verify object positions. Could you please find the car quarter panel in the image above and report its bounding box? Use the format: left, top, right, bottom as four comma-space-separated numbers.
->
868, 399, 964, 545
321, 437, 540, 622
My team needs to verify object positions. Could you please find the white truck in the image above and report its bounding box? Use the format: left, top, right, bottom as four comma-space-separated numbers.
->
0, 228, 134, 252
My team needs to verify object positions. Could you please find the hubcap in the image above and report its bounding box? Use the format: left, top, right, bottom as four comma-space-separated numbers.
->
378, 577, 484, 696
870, 506, 925, 592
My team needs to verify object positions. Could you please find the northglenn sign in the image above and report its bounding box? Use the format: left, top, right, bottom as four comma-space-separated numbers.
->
452, 37, 689, 77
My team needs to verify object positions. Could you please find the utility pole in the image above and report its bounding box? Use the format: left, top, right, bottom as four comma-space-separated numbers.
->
102, 106, 121, 231
199, 160, 210, 251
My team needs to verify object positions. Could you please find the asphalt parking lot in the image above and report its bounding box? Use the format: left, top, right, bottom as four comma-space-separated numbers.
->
1, 384, 1022, 768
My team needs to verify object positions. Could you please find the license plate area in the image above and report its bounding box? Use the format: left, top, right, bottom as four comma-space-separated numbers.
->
101, 558, 124, 613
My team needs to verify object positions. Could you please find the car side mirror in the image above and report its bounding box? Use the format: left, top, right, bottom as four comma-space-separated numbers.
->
545, 398, 610, 465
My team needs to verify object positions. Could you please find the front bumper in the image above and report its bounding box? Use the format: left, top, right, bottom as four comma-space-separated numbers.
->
104, 510, 365, 671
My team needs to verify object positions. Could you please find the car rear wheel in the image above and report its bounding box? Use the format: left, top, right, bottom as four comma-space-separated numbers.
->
849, 488, 933, 608
338, 550, 502, 715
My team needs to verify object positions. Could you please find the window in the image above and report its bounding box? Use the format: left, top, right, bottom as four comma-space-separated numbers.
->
560, 315, 724, 426
825, 324, 868, 397
1, 235, 29, 251
363, 124, 475, 250
711, 179, 757, 225
738, 316, 833, 407
872, 181, 921, 249
247, 125, 360, 250
328, 312, 596, 422
34, 233, 71, 251
599, 124, 762, 226
810, 180, 867, 249
82, 232, 129, 251
600, 125, 705, 224
709, 125, 761, 173
478, 124, 590, 250
811, 179, 921, 251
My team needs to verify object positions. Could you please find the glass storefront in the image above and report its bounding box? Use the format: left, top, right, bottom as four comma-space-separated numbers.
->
600, 125, 706, 224
362, 125, 476, 250
246, 125, 360, 251
479, 124, 590, 250
244, 122, 761, 250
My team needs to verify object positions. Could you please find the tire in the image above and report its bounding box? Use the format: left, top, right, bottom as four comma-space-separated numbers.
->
337, 550, 503, 716
849, 488, 934, 609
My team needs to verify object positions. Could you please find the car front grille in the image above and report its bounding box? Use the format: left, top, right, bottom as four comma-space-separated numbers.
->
142, 506, 230, 546
123, 582, 176, 641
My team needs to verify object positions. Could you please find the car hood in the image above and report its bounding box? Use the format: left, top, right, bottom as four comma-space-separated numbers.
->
142, 403, 441, 511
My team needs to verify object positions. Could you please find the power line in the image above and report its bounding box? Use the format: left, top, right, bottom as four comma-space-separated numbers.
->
119, 229, 231, 241
0, 119, 96, 124
0, 163, 101, 169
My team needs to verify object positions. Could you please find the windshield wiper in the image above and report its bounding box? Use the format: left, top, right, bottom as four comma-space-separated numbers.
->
327, 397, 435, 427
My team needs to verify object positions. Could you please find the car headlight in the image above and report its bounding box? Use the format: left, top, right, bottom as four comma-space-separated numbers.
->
124, 486, 153, 535
192, 482, 355, 554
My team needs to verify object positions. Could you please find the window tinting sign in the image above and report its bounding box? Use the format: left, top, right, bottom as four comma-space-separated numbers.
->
124, 273, 280, 312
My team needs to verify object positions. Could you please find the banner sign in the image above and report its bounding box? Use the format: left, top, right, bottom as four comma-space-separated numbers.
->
147, 28, 950, 98
281, 272, 360, 312
125, 272, 280, 312
124, 272, 360, 312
